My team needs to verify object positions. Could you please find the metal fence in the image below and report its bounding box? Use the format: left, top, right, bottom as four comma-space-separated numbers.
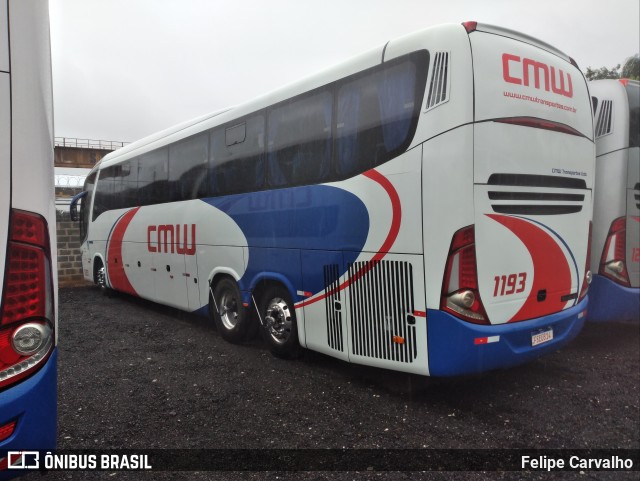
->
54, 137, 130, 150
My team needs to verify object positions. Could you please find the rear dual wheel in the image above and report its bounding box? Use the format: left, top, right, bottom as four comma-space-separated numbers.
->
259, 286, 300, 359
210, 278, 301, 358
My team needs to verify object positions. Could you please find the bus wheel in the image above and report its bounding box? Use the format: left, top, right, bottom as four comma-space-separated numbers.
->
260, 286, 300, 359
210, 277, 248, 343
94, 260, 113, 297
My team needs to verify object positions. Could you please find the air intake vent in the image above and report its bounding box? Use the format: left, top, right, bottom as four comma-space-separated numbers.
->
425, 52, 450, 110
488, 173, 587, 190
635, 183, 640, 210
324, 264, 344, 352
595, 100, 613, 138
488, 174, 585, 215
347, 260, 417, 363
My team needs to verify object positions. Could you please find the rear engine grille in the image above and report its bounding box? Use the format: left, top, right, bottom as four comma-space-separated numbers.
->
347, 260, 417, 363
324, 264, 344, 352
488, 173, 585, 215
595, 100, 613, 138
425, 51, 450, 110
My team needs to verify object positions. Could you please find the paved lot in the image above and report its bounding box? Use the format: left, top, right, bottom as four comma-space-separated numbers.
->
25, 287, 639, 480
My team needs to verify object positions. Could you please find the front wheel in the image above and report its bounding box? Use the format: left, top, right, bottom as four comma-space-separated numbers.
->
95, 260, 114, 297
260, 286, 300, 359
210, 277, 248, 343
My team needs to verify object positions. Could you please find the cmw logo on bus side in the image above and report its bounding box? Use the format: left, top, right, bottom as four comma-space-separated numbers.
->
7, 451, 39, 469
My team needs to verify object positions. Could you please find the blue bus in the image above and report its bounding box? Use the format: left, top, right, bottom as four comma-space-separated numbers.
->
0, 0, 57, 474
588, 79, 639, 322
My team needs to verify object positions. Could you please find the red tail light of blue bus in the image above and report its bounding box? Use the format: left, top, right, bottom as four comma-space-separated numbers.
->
0, 209, 55, 390
599, 217, 630, 287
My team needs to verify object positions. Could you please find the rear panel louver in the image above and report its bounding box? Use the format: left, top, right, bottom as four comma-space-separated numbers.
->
595, 100, 613, 138
347, 260, 417, 363
324, 264, 344, 352
487, 173, 585, 215
425, 52, 450, 110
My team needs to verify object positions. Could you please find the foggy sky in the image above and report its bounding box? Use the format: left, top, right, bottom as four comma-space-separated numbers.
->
49, 0, 640, 143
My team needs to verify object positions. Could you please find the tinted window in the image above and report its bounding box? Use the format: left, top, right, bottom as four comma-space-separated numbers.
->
226, 123, 246, 146
210, 115, 265, 195
138, 148, 169, 205
121, 159, 138, 208
169, 134, 209, 201
92, 166, 118, 220
81, 171, 96, 239
336, 58, 421, 178
625, 83, 639, 148
267, 92, 332, 187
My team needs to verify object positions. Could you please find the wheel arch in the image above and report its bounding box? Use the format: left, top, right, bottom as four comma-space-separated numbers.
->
92, 253, 107, 285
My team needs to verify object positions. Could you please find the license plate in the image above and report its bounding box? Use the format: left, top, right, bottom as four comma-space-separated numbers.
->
531, 328, 554, 347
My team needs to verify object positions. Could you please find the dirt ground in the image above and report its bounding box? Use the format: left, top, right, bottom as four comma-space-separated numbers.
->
22, 287, 639, 480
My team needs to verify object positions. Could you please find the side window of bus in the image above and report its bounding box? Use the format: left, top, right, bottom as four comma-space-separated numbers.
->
109, 161, 137, 210
625, 84, 639, 148
169, 133, 209, 202
138, 148, 169, 205
92, 166, 118, 220
210, 114, 265, 195
267, 92, 332, 188
81, 171, 96, 238
121, 159, 138, 208
336, 59, 419, 178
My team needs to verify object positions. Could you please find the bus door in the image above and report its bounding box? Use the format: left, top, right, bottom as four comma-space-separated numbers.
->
150, 219, 190, 310
469, 28, 594, 326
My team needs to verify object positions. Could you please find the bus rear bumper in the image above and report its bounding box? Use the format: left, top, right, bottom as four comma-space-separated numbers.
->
426, 299, 587, 377
587, 275, 640, 323
0, 348, 57, 476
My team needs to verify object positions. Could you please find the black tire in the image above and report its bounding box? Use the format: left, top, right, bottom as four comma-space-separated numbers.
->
259, 286, 301, 359
94, 259, 114, 297
210, 277, 248, 343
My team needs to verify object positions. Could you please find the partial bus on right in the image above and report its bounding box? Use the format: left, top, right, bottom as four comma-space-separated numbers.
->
589, 79, 639, 322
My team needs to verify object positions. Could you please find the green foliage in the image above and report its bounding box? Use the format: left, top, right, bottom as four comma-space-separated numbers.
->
585, 64, 621, 81
621, 54, 640, 80
585, 54, 640, 81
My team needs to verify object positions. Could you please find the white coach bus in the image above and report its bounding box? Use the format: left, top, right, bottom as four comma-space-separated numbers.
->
588, 79, 639, 322
71, 22, 594, 376
0, 0, 57, 472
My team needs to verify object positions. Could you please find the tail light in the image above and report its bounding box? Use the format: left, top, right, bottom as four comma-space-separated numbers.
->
441, 226, 489, 324
0, 210, 55, 390
579, 221, 593, 301
599, 216, 630, 287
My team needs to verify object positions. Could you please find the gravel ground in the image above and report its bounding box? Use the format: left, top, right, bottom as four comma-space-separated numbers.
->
22, 286, 640, 480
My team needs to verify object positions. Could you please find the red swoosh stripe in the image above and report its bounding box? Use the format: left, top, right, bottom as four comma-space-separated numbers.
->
296, 169, 401, 308
487, 214, 573, 322
106, 208, 140, 296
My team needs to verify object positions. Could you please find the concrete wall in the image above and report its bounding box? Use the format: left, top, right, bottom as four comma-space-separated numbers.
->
56, 211, 90, 287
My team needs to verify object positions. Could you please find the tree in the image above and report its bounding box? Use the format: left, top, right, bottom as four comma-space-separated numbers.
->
621, 54, 640, 80
585, 64, 621, 81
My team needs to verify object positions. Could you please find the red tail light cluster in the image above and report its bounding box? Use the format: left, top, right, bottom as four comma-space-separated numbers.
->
579, 221, 593, 301
0, 209, 55, 390
441, 226, 489, 324
599, 217, 630, 287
